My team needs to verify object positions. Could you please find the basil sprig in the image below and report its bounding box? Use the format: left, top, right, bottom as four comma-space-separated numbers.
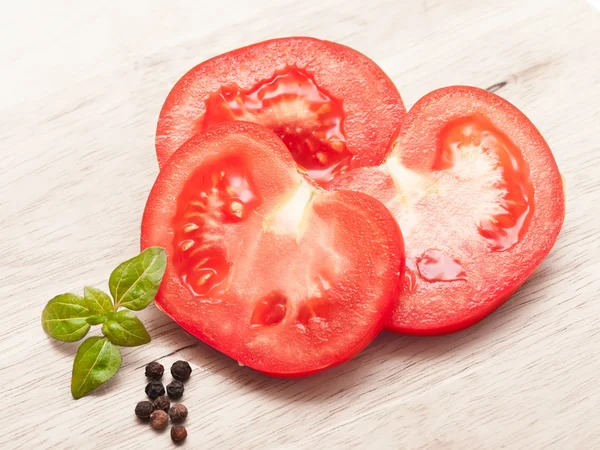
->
41, 247, 167, 399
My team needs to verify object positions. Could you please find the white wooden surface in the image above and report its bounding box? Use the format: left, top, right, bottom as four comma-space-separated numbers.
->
1, 0, 599, 448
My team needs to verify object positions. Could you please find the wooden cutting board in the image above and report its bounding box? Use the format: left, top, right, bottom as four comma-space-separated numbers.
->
2, 0, 599, 448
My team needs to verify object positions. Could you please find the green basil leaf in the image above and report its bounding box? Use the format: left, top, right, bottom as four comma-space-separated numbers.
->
101, 310, 151, 347
86, 315, 107, 325
41, 293, 91, 342
71, 337, 121, 399
108, 247, 167, 311
84, 286, 113, 315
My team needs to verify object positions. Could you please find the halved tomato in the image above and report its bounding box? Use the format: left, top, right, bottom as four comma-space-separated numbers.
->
156, 37, 405, 187
332, 86, 565, 335
142, 121, 404, 376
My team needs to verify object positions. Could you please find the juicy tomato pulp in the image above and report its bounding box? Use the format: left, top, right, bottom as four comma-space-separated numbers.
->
142, 122, 404, 376
172, 155, 263, 296
332, 86, 565, 335
155, 37, 405, 187
203, 68, 353, 184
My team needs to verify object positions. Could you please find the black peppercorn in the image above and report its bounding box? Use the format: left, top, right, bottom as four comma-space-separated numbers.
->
134, 401, 154, 419
171, 360, 192, 381
167, 380, 185, 400
145, 361, 164, 380
150, 410, 169, 430
153, 395, 170, 412
169, 403, 188, 423
145, 380, 165, 400
171, 425, 187, 442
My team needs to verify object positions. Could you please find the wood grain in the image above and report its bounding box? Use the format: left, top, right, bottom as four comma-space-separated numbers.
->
1, 0, 599, 448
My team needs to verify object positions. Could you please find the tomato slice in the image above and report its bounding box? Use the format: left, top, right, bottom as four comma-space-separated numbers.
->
142, 121, 404, 376
156, 37, 405, 187
331, 86, 565, 335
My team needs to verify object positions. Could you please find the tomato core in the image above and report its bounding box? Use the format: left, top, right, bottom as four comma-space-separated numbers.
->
436, 114, 534, 252
172, 155, 262, 296
203, 67, 352, 185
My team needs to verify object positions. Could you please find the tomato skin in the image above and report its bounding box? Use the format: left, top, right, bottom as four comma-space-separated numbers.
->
332, 86, 565, 335
142, 121, 404, 376
155, 37, 405, 186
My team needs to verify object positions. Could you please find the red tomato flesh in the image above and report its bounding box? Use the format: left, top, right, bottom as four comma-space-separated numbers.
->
332, 86, 565, 335
142, 121, 404, 376
156, 37, 405, 187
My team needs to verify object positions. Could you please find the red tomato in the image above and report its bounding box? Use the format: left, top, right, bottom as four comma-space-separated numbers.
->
332, 86, 565, 335
142, 121, 404, 376
156, 37, 405, 187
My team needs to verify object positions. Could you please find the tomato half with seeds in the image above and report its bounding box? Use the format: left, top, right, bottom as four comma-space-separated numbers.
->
142, 121, 404, 376
331, 86, 565, 335
156, 37, 405, 187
